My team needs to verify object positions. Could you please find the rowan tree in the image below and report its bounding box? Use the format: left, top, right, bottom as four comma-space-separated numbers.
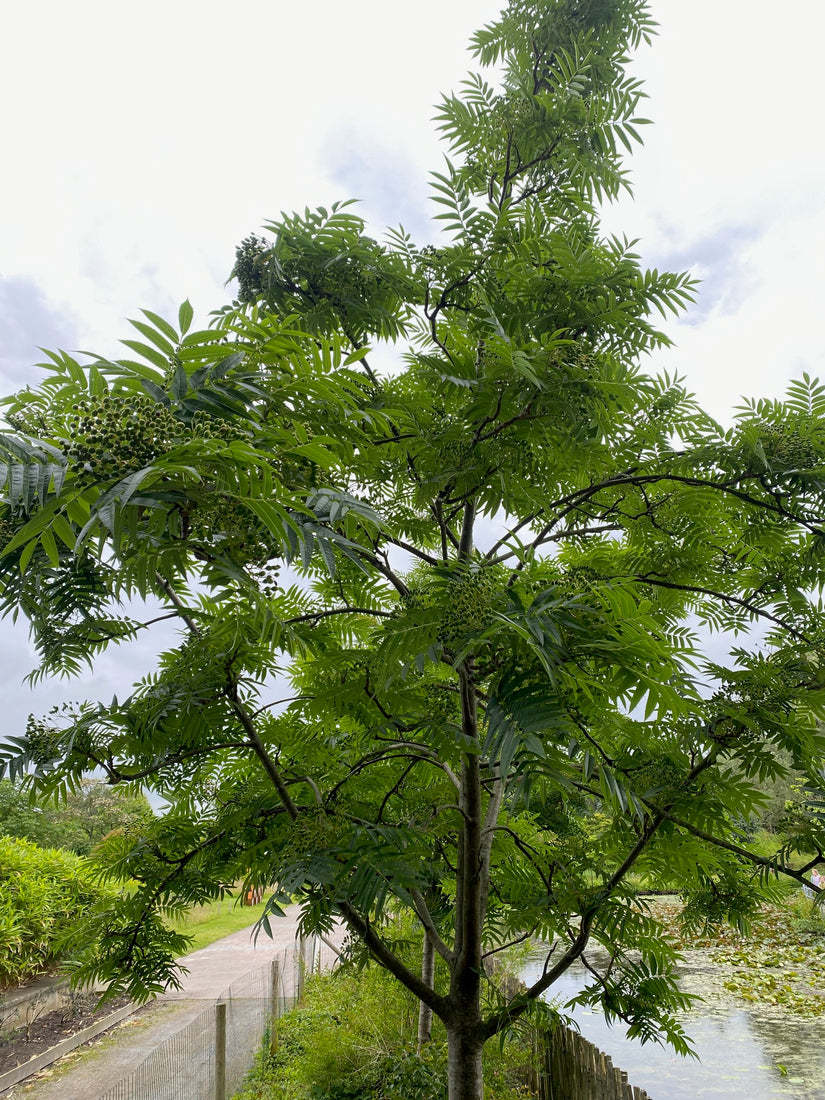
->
3, 2, 825, 1097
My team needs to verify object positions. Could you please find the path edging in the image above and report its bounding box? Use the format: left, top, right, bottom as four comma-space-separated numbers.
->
0, 1000, 141, 1094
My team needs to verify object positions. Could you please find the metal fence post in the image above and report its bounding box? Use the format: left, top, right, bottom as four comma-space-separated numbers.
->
215, 1001, 227, 1100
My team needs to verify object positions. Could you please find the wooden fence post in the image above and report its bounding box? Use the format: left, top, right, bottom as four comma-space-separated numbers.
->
297, 936, 307, 1005
269, 959, 281, 1056
530, 1024, 654, 1100
215, 1001, 227, 1100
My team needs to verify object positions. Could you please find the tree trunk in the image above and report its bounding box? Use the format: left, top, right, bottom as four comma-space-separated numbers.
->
448, 635, 486, 1099
417, 930, 435, 1052
447, 1026, 485, 1100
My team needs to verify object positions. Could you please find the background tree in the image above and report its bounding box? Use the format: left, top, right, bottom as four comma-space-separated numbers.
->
3, 2, 825, 1097
0, 779, 73, 851
0, 776, 154, 855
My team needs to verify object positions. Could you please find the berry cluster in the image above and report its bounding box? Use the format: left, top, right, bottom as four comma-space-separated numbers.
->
66, 395, 180, 480
437, 569, 500, 648
24, 715, 62, 768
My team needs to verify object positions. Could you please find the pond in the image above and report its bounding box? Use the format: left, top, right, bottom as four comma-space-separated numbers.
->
521, 951, 825, 1099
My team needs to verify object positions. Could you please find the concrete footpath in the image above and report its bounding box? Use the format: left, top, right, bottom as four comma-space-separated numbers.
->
2, 904, 335, 1100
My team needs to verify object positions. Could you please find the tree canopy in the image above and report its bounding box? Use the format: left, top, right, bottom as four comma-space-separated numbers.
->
3, 1, 825, 1096
0, 777, 154, 855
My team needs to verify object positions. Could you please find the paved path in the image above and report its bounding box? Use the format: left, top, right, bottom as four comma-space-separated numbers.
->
3, 905, 339, 1100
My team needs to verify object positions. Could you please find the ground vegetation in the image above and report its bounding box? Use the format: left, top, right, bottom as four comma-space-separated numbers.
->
234, 960, 530, 1100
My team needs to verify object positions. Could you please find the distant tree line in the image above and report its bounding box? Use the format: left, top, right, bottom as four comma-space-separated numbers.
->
0, 777, 154, 855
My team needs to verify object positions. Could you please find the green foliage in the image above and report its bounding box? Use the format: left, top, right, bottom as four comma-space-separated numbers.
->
0, 779, 75, 851
4, 0, 825, 1093
786, 893, 825, 938
0, 835, 112, 986
232, 204, 417, 344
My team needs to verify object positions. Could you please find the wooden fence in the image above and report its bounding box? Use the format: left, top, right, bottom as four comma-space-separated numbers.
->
530, 1025, 653, 1100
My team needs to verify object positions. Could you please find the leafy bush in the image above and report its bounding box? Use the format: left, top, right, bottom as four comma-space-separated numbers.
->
0, 834, 110, 986
787, 893, 825, 937
233, 963, 530, 1100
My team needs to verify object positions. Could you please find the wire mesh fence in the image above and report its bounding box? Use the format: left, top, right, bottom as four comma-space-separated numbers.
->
222, 957, 281, 1099
97, 935, 334, 1100
98, 1004, 218, 1100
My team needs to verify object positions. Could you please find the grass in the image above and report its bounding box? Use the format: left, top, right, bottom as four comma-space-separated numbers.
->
170, 897, 270, 954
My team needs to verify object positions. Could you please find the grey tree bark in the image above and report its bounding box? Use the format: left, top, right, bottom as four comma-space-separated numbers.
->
417, 931, 435, 1052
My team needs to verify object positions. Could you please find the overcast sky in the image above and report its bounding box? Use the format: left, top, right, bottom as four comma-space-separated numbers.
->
0, 0, 823, 736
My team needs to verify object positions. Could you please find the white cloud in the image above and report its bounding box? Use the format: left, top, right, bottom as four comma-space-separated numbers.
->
0, 0, 503, 359
592, 0, 825, 420
653, 204, 825, 419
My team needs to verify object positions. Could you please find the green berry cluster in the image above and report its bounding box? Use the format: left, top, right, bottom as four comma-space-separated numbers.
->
247, 560, 281, 597
422, 682, 458, 724
188, 411, 246, 442
66, 395, 180, 479
756, 423, 819, 471
24, 715, 62, 768
5, 409, 45, 435
437, 569, 500, 648
190, 497, 274, 567
557, 565, 602, 594
317, 254, 381, 303
233, 234, 270, 303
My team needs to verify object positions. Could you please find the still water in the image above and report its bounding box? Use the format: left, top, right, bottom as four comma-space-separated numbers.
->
521, 953, 825, 1099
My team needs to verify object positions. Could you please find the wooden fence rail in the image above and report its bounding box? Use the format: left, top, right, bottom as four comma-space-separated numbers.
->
532, 1025, 653, 1100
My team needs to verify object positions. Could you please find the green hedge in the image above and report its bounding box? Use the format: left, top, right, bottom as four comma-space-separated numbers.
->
0, 834, 109, 986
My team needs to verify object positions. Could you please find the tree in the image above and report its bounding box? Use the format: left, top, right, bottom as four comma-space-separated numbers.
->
0, 777, 154, 854
0, 778, 73, 850
2, 2, 825, 1096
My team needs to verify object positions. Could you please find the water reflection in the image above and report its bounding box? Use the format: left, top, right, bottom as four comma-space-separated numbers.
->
521, 953, 825, 1099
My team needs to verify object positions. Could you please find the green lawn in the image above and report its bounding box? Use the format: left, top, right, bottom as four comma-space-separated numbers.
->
171, 897, 270, 953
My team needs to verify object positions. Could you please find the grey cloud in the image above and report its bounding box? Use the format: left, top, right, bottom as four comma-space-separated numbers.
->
647, 221, 767, 325
0, 621, 77, 740
0, 277, 79, 393
0, 602, 182, 742
323, 129, 434, 240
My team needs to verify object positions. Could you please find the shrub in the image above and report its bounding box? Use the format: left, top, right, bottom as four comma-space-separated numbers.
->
234, 963, 530, 1100
787, 893, 825, 937
0, 834, 110, 986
